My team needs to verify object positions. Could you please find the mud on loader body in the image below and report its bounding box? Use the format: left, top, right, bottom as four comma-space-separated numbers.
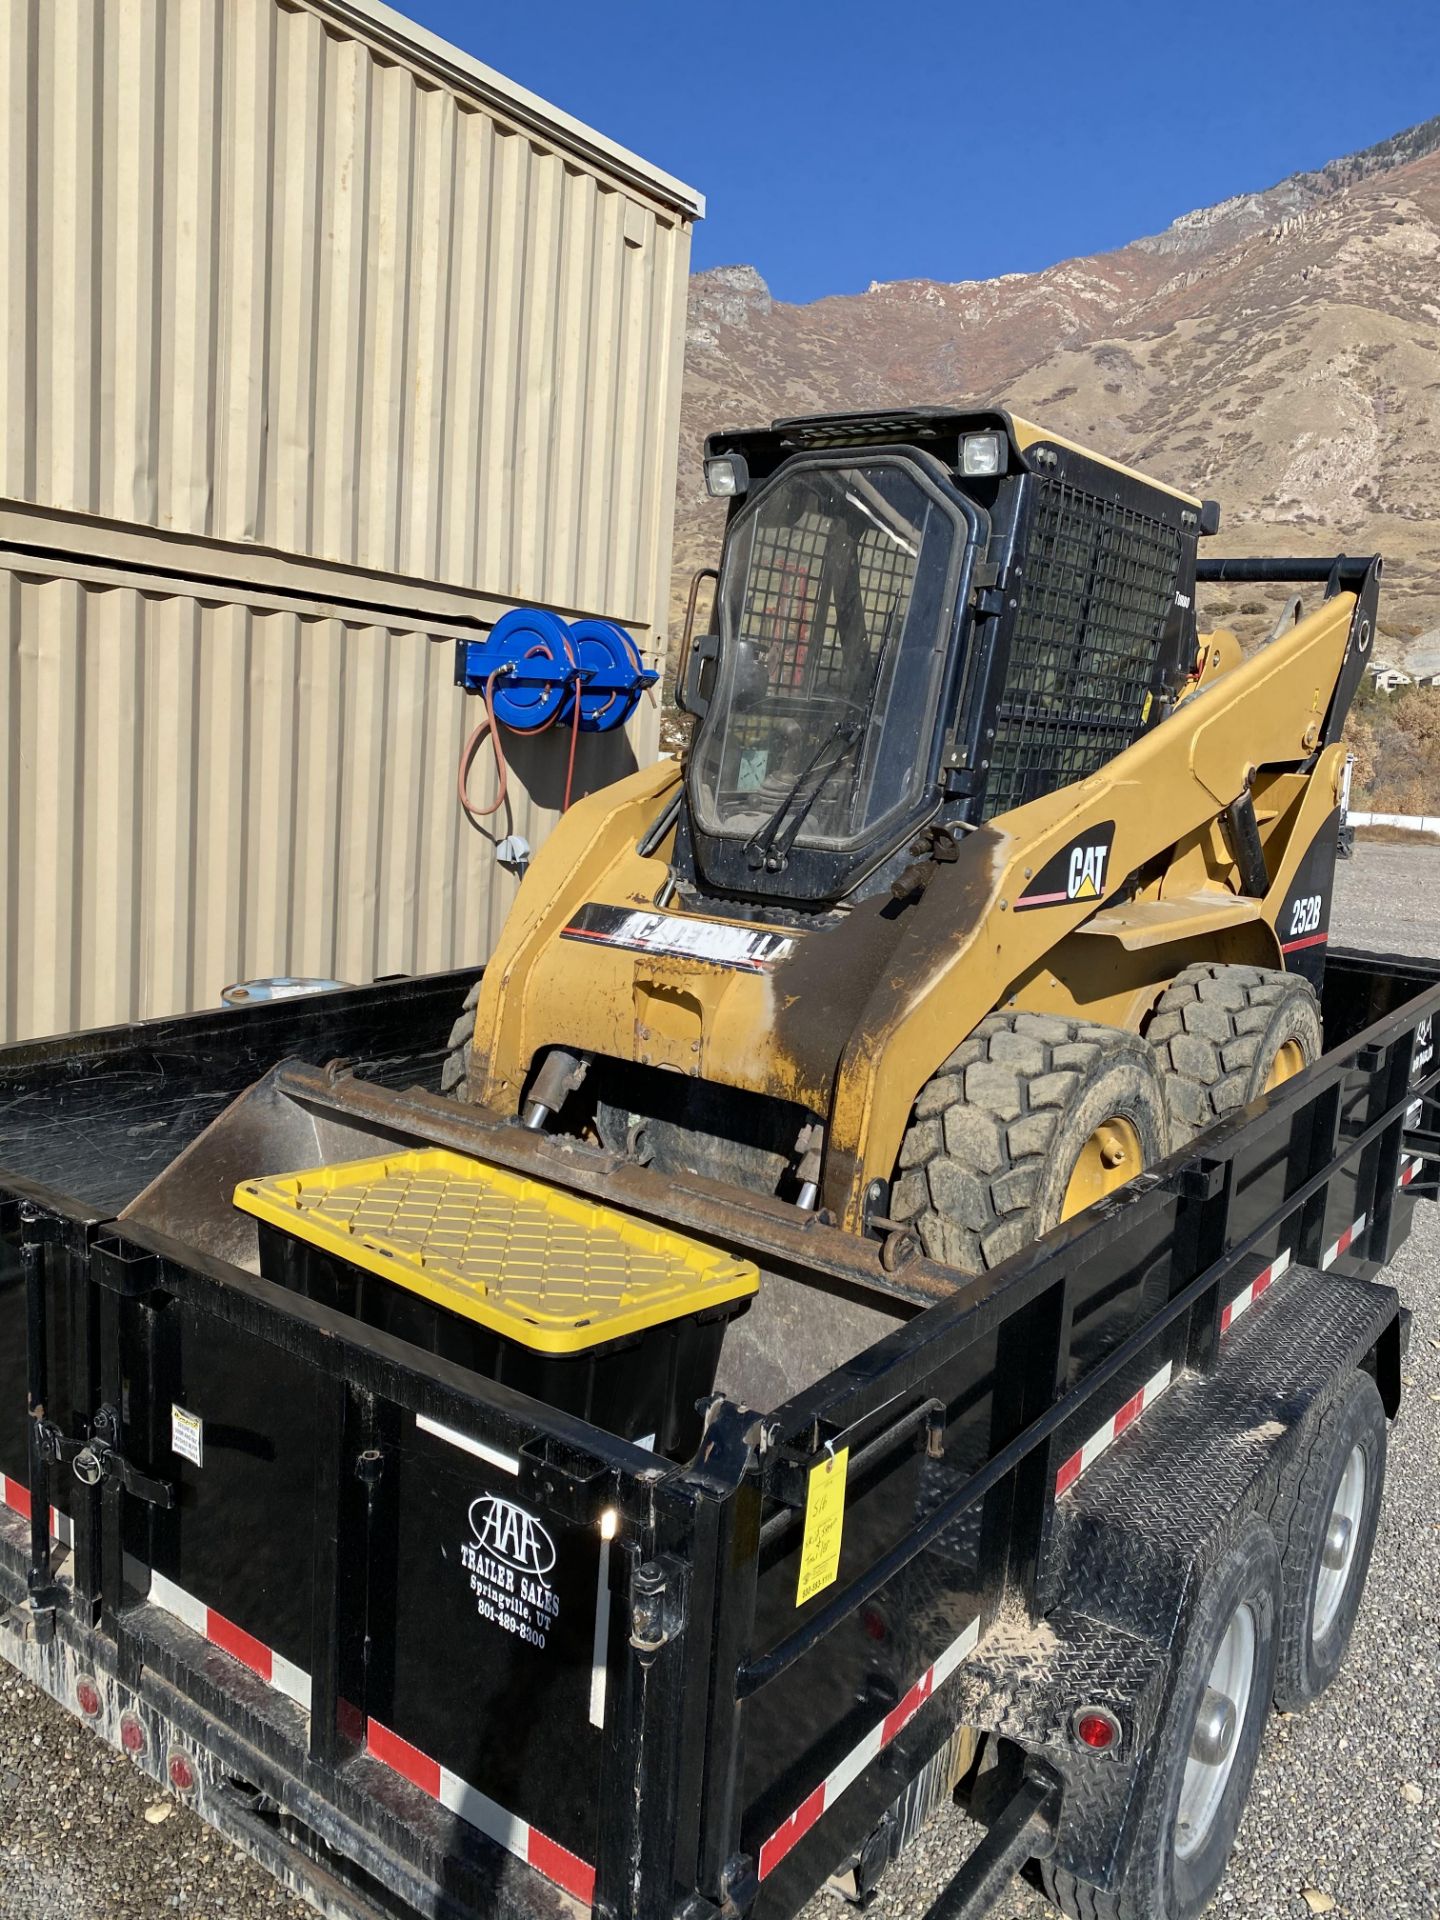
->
453, 407, 1378, 1281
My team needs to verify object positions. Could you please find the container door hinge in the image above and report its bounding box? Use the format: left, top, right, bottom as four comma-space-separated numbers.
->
42, 1406, 176, 1510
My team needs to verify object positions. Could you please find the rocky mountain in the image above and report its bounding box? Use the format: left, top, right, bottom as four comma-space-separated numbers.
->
671, 114, 1440, 682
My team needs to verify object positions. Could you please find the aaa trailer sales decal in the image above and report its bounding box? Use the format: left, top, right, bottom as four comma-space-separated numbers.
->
461, 1494, 561, 1651
561, 902, 794, 971
1014, 822, 1116, 911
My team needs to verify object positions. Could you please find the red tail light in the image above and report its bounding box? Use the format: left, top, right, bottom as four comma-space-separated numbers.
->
119, 1712, 147, 1755
1073, 1706, 1121, 1751
75, 1678, 102, 1718
168, 1751, 197, 1794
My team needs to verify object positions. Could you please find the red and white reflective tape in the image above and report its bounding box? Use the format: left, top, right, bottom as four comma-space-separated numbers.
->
144, 1567, 593, 1905
366, 1717, 595, 1904
1221, 1249, 1291, 1335
0, 1474, 74, 1546
755, 1616, 980, 1882
1321, 1212, 1367, 1270
1053, 1362, 1174, 1500
1399, 1154, 1421, 1190
147, 1571, 312, 1714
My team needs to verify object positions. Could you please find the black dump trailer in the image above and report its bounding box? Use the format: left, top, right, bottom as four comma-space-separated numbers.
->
0, 950, 1435, 1920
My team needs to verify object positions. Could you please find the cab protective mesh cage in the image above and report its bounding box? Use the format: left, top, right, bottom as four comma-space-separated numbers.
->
740, 517, 915, 688
983, 477, 1183, 818
725, 515, 916, 764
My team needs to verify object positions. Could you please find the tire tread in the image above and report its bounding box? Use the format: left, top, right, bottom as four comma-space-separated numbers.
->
1147, 963, 1320, 1144
440, 976, 483, 1102
891, 1015, 1164, 1275
1268, 1370, 1386, 1711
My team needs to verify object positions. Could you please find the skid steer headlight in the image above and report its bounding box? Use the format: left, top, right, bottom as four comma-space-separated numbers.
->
960, 431, 1004, 478
704, 453, 750, 499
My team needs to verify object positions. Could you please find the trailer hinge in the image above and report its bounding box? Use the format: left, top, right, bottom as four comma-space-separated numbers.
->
4, 1589, 67, 1636
629, 1554, 687, 1658
40, 1406, 176, 1510
674, 1853, 758, 1920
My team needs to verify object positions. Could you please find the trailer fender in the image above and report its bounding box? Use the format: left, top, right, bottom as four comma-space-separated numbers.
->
1364, 1308, 1404, 1418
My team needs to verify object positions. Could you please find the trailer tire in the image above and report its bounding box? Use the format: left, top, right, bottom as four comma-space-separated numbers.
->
1146, 964, 1321, 1144
440, 978, 483, 1103
1267, 1371, 1386, 1712
890, 1015, 1168, 1276
1039, 1515, 1281, 1920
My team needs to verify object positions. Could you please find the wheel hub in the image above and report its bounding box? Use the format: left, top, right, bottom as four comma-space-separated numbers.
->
1264, 1038, 1308, 1092
1322, 1513, 1353, 1572
1189, 1687, 1237, 1767
1061, 1117, 1143, 1221
1175, 1600, 1257, 1860
1312, 1443, 1366, 1641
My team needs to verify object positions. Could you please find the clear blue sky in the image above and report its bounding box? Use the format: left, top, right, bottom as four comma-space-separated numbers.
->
407, 0, 1440, 304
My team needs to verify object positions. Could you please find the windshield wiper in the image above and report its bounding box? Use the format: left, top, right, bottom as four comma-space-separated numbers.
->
743, 716, 864, 870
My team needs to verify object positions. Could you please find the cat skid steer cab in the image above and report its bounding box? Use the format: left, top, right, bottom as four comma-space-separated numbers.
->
450, 407, 1377, 1285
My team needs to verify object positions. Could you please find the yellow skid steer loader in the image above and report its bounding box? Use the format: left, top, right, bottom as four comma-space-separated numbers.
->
446, 409, 1376, 1283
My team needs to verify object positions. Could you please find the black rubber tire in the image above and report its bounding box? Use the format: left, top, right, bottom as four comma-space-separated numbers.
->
1146, 963, 1322, 1144
890, 1014, 1169, 1276
440, 978, 483, 1102
1040, 1514, 1282, 1920
1265, 1371, 1387, 1712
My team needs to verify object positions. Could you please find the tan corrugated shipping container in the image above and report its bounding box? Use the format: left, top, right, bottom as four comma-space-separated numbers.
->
0, 0, 701, 1041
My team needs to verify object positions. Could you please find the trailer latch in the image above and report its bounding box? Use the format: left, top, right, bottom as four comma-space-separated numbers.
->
39, 1407, 176, 1510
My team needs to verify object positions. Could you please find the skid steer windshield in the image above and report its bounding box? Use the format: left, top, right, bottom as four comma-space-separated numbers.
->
692, 461, 956, 855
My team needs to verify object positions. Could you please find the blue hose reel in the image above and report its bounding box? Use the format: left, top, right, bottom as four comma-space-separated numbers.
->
454, 608, 657, 734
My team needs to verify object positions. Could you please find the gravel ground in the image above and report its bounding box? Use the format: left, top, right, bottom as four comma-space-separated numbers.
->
2, 843, 1438, 1920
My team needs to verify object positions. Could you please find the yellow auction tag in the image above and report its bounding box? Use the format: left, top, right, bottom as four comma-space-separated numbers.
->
796, 1446, 849, 1607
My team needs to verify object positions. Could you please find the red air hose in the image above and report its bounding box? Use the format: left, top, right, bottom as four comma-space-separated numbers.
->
457, 645, 586, 827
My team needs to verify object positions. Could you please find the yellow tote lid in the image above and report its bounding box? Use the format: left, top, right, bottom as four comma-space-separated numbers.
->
234, 1147, 757, 1355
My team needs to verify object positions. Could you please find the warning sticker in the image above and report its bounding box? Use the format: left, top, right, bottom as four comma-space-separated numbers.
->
561, 902, 794, 973
171, 1404, 204, 1469
796, 1447, 849, 1607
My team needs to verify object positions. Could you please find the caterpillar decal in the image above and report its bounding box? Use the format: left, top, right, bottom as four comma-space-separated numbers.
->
1015, 822, 1117, 911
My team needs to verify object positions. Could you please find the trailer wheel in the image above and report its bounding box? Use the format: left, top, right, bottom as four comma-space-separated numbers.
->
1040, 1515, 1281, 1920
890, 1015, 1168, 1275
440, 978, 483, 1102
1146, 964, 1321, 1144
1268, 1371, 1386, 1711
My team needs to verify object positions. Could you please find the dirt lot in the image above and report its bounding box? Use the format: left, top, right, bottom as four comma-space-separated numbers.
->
3, 842, 1438, 1920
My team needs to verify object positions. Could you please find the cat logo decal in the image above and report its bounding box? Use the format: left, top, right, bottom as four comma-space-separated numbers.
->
1015, 823, 1117, 911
